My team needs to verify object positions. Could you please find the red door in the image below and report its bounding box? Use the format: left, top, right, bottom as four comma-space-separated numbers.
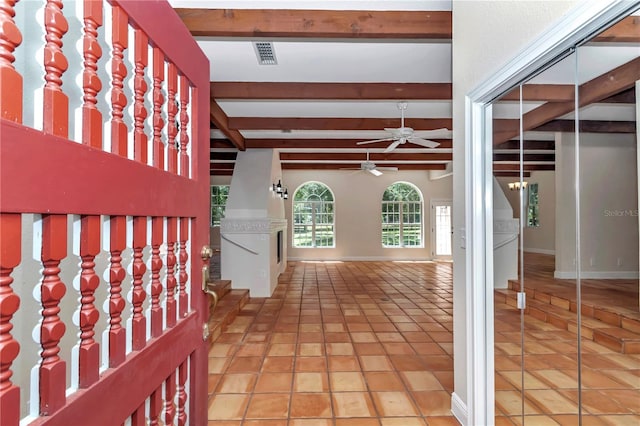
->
0, 1, 210, 424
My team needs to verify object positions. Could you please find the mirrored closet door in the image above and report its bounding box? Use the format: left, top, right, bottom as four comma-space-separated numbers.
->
492, 6, 639, 424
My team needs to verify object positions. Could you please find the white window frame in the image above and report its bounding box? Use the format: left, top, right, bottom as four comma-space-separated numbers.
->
381, 183, 423, 248
464, 2, 638, 425
292, 183, 335, 248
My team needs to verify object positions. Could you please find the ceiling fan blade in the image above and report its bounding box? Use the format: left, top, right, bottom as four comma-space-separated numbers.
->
384, 139, 402, 153
408, 137, 441, 148
368, 168, 383, 176
377, 166, 398, 172
415, 128, 452, 138
357, 138, 395, 145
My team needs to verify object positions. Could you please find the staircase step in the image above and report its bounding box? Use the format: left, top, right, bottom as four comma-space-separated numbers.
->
208, 279, 232, 300
495, 288, 640, 354
593, 327, 640, 354
207, 289, 250, 344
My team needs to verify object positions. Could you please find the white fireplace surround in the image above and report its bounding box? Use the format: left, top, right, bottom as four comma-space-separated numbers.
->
220, 216, 288, 297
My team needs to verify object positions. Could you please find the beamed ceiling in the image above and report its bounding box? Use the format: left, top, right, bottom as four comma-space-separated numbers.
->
169, 1, 639, 177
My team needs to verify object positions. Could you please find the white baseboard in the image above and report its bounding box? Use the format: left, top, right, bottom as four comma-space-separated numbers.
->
451, 392, 468, 426
524, 248, 555, 255
554, 270, 640, 279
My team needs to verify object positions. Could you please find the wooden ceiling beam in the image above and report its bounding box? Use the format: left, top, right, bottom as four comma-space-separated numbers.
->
279, 152, 452, 161
601, 87, 635, 103
533, 119, 636, 133
592, 16, 640, 43
493, 153, 555, 162
493, 164, 555, 171
209, 163, 235, 170
494, 56, 640, 145
211, 82, 452, 100
210, 169, 234, 176
501, 84, 575, 102
210, 100, 246, 150
227, 117, 452, 131
282, 163, 447, 170
493, 171, 532, 178
210, 139, 236, 149
175, 9, 452, 39
494, 140, 555, 150
210, 152, 237, 161
242, 138, 453, 149
499, 85, 636, 103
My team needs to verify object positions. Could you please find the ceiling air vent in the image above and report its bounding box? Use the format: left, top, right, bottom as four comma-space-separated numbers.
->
253, 42, 277, 65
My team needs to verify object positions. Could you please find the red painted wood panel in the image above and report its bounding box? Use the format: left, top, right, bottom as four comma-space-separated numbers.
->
131, 216, 147, 351
177, 360, 188, 425
0, 121, 200, 216
78, 215, 100, 388
164, 371, 176, 424
149, 386, 162, 425
0, 0, 23, 123
108, 216, 127, 368
167, 63, 179, 174
150, 217, 164, 337
166, 217, 178, 328
152, 48, 165, 170
2, 0, 211, 423
81, 0, 103, 149
179, 76, 190, 177
43, 0, 69, 137
178, 217, 189, 318
39, 215, 68, 415
0, 213, 21, 426
29, 314, 199, 425
109, 5, 129, 157
133, 29, 148, 164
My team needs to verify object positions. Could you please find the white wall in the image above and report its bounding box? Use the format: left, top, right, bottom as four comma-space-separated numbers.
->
451, 1, 579, 421
496, 171, 556, 255
225, 149, 284, 219
555, 132, 639, 278
283, 170, 452, 260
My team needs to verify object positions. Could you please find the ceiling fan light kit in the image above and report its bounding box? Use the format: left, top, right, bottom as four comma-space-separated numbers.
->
356, 101, 449, 152
341, 150, 398, 176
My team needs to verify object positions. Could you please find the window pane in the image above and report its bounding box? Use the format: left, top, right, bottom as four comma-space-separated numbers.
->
381, 185, 422, 248
435, 205, 452, 256
293, 183, 335, 248
211, 185, 230, 226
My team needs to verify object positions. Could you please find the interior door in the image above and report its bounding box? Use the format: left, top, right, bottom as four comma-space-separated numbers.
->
430, 199, 453, 259
0, 1, 210, 424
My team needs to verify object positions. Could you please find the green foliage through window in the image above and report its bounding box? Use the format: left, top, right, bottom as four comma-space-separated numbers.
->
381, 182, 422, 247
527, 183, 540, 227
211, 185, 229, 226
293, 182, 335, 247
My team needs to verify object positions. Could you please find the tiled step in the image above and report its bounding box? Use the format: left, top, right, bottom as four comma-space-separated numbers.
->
206, 288, 250, 344
207, 279, 232, 300
508, 279, 640, 335
496, 288, 640, 354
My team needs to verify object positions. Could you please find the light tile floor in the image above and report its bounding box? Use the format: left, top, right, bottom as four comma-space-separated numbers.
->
495, 299, 640, 425
207, 260, 459, 425
207, 259, 640, 425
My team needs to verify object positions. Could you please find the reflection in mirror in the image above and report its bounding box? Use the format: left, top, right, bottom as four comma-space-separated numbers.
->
573, 8, 639, 420
492, 7, 639, 424
527, 183, 539, 227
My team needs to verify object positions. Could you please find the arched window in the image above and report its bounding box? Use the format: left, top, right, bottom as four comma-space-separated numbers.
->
381, 182, 423, 247
293, 182, 335, 247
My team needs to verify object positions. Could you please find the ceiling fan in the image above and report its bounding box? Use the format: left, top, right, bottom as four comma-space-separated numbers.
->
341, 150, 398, 176
357, 101, 451, 152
